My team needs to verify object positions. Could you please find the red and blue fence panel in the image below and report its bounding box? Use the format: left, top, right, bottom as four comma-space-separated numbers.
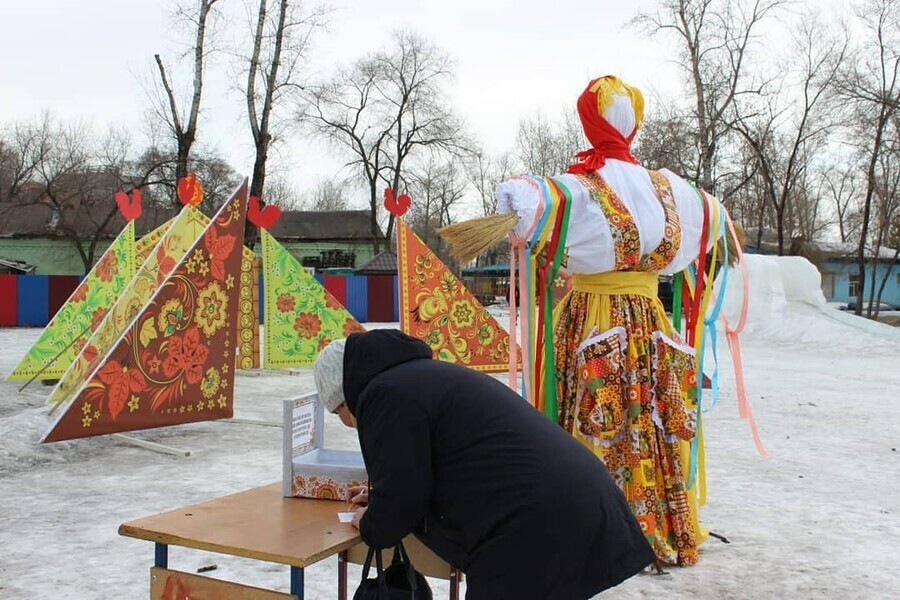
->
0, 275, 17, 326
2, 273, 400, 327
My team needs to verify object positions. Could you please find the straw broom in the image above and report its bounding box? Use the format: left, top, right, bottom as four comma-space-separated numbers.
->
437, 212, 520, 264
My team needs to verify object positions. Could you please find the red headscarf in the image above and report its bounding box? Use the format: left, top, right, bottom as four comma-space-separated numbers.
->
567, 77, 641, 175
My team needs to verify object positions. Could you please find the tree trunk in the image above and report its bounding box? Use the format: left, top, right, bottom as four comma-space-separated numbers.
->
175, 138, 191, 184
370, 180, 381, 254
154, 0, 216, 207
385, 214, 396, 248
874, 248, 900, 316
854, 109, 888, 317
776, 205, 786, 255
74, 240, 91, 276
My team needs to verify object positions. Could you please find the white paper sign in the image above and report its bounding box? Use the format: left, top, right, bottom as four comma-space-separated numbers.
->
292, 400, 316, 454
338, 512, 355, 523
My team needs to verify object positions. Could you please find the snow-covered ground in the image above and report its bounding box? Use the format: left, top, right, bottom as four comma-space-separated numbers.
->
1, 255, 899, 599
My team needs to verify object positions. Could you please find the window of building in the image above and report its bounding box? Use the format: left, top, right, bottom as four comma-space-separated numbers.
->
319, 250, 356, 269
848, 273, 861, 298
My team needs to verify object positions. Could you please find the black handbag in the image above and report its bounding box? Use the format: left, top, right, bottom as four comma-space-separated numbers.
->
353, 542, 433, 600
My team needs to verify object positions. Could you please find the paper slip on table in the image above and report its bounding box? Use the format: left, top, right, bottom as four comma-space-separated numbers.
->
118, 482, 462, 599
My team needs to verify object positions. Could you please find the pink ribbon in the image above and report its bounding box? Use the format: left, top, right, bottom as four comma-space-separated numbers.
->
720, 213, 767, 457
518, 242, 533, 405
508, 237, 519, 390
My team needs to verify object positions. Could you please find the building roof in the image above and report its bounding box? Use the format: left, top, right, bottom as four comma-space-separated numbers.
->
745, 229, 898, 262
0, 258, 36, 274
462, 264, 510, 276
807, 239, 898, 261
355, 250, 397, 275
268, 210, 384, 241
0, 197, 176, 239
0, 195, 385, 244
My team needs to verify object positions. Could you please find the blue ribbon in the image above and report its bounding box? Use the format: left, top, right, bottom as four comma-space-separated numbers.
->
702, 208, 730, 412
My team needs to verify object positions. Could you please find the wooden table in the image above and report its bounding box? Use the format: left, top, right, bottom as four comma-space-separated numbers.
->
119, 482, 460, 599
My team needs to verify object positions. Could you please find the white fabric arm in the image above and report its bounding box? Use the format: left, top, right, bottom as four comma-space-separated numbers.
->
496, 177, 543, 240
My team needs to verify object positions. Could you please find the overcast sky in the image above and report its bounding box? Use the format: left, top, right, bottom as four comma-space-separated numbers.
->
0, 0, 725, 205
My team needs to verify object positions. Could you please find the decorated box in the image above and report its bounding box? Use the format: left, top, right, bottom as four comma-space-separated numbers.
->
282, 392, 368, 500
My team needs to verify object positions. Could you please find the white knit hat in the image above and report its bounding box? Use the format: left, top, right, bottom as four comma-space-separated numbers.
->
313, 338, 347, 413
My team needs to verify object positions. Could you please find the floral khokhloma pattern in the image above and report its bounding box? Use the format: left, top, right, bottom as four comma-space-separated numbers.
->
8, 222, 137, 381
43, 183, 248, 443
397, 220, 514, 372
262, 230, 365, 368
135, 218, 175, 265
291, 474, 367, 501
46, 207, 210, 411
143, 215, 259, 370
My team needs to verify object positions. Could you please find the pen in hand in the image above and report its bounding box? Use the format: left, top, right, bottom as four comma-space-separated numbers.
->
347, 485, 369, 511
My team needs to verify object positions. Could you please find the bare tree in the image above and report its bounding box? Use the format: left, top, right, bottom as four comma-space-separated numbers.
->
712, 143, 760, 242
303, 30, 468, 251
729, 16, 848, 254
515, 110, 583, 176
467, 150, 514, 217
0, 120, 43, 203
464, 150, 514, 265
192, 151, 242, 215
789, 167, 833, 242
821, 164, 862, 243
152, 0, 222, 200
632, 103, 700, 177
0, 116, 171, 273
836, 0, 900, 316
298, 178, 350, 211
132, 143, 239, 215
254, 173, 300, 209
243, 0, 325, 243
633, 0, 785, 193
869, 134, 900, 314
407, 156, 467, 265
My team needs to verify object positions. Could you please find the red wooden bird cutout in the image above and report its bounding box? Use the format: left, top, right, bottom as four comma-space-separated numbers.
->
248, 195, 282, 230
115, 188, 143, 221
177, 174, 204, 207
383, 188, 411, 217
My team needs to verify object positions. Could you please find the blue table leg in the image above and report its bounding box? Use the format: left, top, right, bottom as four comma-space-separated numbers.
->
291, 566, 304, 599
155, 543, 168, 568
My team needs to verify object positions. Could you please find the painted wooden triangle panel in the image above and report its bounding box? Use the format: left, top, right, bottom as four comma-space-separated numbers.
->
135, 218, 175, 264
397, 219, 514, 373
45, 206, 210, 412
235, 248, 261, 370
43, 182, 248, 443
7, 222, 137, 382
261, 229, 364, 368
160, 211, 259, 371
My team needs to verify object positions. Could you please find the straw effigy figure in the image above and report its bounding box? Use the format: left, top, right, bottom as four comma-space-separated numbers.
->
439, 75, 745, 568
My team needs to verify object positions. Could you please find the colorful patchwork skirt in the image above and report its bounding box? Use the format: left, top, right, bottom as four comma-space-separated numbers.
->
551, 271, 702, 566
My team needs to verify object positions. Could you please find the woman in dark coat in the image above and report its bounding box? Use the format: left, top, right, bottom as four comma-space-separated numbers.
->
313, 329, 654, 599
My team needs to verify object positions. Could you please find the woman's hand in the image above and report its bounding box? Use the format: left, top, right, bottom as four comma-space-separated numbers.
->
350, 506, 367, 530
348, 485, 369, 508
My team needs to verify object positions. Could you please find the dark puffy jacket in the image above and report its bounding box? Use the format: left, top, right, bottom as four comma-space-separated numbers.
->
344, 329, 654, 600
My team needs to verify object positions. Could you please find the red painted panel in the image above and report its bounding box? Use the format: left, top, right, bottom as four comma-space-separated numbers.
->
0, 275, 17, 326
366, 275, 395, 322
323, 275, 347, 306
48, 276, 82, 319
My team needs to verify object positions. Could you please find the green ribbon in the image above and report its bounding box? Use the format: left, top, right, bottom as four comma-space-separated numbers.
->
672, 271, 683, 333
542, 178, 572, 423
